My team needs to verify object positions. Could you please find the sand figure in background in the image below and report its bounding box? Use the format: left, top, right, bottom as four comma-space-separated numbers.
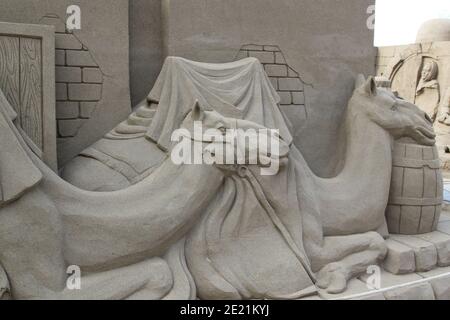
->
415, 60, 440, 121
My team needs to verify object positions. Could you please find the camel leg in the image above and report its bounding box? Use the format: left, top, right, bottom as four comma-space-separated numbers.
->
47, 258, 173, 300
308, 232, 387, 294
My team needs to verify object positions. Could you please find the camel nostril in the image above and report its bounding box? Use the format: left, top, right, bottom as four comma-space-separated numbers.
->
424, 113, 433, 124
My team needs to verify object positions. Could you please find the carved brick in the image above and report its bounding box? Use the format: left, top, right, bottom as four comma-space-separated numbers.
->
79, 102, 97, 119
83, 68, 103, 83
66, 50, 97, 67
56, 83, 67, 100
56, 66, 82, 83
264, 64, 288, 77
263, 45, 280, 52
241, 44, 263, 51
69, 83, 102, 101
55, 50, 65, 66
279, 78, 303, 91
249, 51, 275, 64
56, 101, 79, 119
292, 92, 305, 105
275, 52, 286, 64
415, 232, 450, 267
55, 33, 82, 50
383, 239, 416, 274
390, 235, 438, 272
278, 91, 292, 105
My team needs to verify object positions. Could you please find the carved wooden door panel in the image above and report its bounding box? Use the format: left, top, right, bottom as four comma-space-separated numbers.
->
0, 22, 57, 171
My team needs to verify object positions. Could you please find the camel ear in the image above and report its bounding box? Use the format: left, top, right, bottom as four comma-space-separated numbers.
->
355, 74, 366, 89
191, 100, 205, 121
361, 76, 377, 96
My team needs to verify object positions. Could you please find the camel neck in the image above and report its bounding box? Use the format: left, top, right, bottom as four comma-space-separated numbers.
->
340, 109, 392, 181
314, 104, 394, 235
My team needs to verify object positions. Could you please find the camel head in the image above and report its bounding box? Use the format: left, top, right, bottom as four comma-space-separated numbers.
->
174, 101, 290, 176
349, 75, 436, 146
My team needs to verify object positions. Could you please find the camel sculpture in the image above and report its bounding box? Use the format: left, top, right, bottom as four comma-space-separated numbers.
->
181, 76, 436, 298
0, 91, 295, 299
290, 75, 435, 293
0, 75, 436, 299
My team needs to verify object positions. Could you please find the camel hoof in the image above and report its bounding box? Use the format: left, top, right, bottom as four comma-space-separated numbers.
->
316, 262, 348, 294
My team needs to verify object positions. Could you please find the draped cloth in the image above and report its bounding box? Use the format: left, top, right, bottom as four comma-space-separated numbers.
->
0, 90, 42, 207
146, 57, 293, 151
185, 160, 317, 299
144, 58, 316, 298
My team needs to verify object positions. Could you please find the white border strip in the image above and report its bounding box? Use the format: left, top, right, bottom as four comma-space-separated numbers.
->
331, 271, 450, 300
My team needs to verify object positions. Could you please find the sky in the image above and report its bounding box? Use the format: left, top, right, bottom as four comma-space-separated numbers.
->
375, 0, 450, 46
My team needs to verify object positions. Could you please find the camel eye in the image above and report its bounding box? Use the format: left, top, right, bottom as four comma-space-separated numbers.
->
217, 126, 227, 135
393, 92, 404, 100
390, 102, 398, 111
